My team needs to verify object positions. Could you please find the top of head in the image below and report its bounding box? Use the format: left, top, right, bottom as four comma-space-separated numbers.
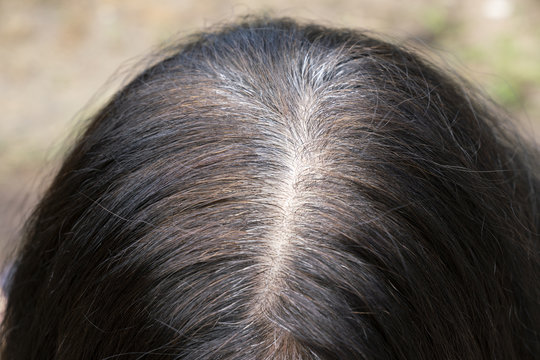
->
2, 17, 539, 360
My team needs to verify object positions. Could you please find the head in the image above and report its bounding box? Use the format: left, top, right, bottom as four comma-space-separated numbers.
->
1, 17, 539, 359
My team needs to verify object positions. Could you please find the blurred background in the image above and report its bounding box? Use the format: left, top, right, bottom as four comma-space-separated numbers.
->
1, 0, 539, 261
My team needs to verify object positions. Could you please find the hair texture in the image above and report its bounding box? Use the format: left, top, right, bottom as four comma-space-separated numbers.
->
1, 17, 539, 360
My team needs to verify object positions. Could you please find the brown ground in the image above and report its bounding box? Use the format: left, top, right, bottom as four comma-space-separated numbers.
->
1, 0, 539, 264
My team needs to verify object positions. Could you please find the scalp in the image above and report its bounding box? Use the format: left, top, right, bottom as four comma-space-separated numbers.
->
2, 17, 539, 360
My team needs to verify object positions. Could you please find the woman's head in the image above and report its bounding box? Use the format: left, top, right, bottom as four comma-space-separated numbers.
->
2, 17, 539, 359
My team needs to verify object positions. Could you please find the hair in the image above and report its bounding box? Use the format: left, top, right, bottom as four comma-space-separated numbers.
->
1, 17, 539, 359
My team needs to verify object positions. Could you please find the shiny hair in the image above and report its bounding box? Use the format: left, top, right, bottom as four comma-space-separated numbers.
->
2, 17, 539, 359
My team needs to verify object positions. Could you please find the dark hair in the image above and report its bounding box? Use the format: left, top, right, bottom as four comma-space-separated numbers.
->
2, 17, 539, 359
